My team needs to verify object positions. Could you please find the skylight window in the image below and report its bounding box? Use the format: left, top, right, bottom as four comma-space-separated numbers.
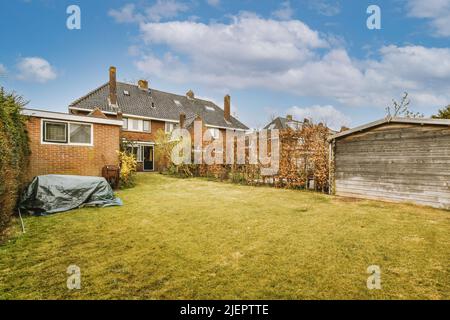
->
205, 106, 215, 111
174, 100, 182, 107
123, 90, 130, 96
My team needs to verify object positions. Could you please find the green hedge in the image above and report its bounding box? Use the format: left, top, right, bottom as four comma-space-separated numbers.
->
0, 88, 30, 236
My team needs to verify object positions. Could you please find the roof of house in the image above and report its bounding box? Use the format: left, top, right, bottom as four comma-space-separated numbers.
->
263, 117, 303, 130
69, 82, 249, 130
22, 108, 123, 126
329, 116, 450, 141
264, 116, 337, 135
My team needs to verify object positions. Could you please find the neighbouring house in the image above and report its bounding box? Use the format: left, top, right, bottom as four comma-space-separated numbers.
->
329, 117, 450, 209
264, 115, 337, 135
69, 67, 249, 171
22, 108, 123, 181
264, 115, 304, 131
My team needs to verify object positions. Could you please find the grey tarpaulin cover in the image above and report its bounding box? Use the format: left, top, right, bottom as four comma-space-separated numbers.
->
19, 175, 122, 216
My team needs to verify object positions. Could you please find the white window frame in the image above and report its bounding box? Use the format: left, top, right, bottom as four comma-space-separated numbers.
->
41, 119, 94, 146
165, 122, 175, 133
208, 128, 220, 140
143, 120, 151, 132
43, 120, 67, 143
128, 145, 143, 162
123, 118, 151, 133
123, 118, 128, 130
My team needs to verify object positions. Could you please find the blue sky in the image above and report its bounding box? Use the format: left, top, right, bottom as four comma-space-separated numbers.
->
1, 0, 450, 129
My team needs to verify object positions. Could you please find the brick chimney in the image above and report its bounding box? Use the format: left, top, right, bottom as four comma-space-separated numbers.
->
286, 114, 293, 121
224, 94, 231, 122
109, 66, 117, 106
186, 90, 194, 99
180, 113, 186, 128
138, 79, 149, 90
340, 126, 349, 132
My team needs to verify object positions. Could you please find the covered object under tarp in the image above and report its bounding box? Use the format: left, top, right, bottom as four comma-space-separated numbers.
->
19, 175, 122, 216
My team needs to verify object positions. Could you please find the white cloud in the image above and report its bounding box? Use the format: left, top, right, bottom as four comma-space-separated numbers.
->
16, 57, 57, 83
133, 13, 450, 114
109, 1, 188, 24
206, 0, 220, 7
146, 0, 189, 22
406, 0, 450, 37
138, 13, 328, 69
308, 0, 341, 16
287, 105, 350, 130
0, 64, 6, 75
272, 1, 294, 20
108, 4, 141, 23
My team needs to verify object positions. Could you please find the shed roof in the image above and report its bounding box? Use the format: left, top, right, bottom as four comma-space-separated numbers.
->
329, 117, 450, 141
22, 108, 124, 126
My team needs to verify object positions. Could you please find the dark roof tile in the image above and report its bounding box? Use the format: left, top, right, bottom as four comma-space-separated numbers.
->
70, 82, 248, 130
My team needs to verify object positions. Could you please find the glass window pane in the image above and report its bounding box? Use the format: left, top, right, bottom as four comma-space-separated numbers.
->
70, 123, 92, 144
165, 122, 174, 133
131, 119, 140, 130
123, 118, 128, 129
137, 146, 143, 162
143, 121, 150, 132
45, 122, 67, 142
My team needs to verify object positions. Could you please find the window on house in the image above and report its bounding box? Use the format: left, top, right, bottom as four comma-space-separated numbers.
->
208, 128, 220, 140
143, 120, 151, 132
42, 120, 92, 145
126, 145, 143, 162
165, 122, 175, 133
70, 123, 92, 144
123, 118, 128, 130
44, 121, 67, 143
131, 119, 140, 131
287, 121, 300, 130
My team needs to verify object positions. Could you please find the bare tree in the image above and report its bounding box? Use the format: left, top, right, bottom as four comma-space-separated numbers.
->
386, 92, 423, 118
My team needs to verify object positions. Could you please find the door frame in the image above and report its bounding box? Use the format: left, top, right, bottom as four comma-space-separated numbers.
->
142, 145, 154, 172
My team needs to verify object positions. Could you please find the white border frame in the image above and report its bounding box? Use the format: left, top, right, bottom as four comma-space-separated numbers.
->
40, 119, 94, 147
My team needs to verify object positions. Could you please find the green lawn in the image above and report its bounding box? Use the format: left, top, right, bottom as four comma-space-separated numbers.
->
1, 173, 449, 299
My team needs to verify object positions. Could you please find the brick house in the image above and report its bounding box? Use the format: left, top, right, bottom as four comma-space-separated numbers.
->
22, 108, 123, 181
68, 67, 249, 171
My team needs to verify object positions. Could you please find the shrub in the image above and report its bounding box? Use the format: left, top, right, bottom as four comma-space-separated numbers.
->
117, 151, 137, 188
0, 88, 30, 236
154, 128, 178, 173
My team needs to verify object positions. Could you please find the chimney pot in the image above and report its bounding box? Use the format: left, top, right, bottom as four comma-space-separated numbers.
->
224, 94, 231, 122
286, 114, 293, 121
138, 79, 149, 90
109, 66, 117, 106
180, 113, 186, 128
186, 90, 195, 99
340, 126, 349, 132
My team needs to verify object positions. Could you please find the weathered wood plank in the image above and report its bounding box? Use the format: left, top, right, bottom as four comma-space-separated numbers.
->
334, 122, 450, 209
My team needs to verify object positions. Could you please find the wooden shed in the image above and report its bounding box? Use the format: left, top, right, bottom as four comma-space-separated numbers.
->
329, 117, 450, 209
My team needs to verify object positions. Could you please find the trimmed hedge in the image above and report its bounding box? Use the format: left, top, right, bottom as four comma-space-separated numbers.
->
0, 88, 30, 236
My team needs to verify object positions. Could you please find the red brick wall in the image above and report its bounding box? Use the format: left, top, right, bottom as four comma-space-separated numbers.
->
121, 120, 166, 142
26, 117, 120, 181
